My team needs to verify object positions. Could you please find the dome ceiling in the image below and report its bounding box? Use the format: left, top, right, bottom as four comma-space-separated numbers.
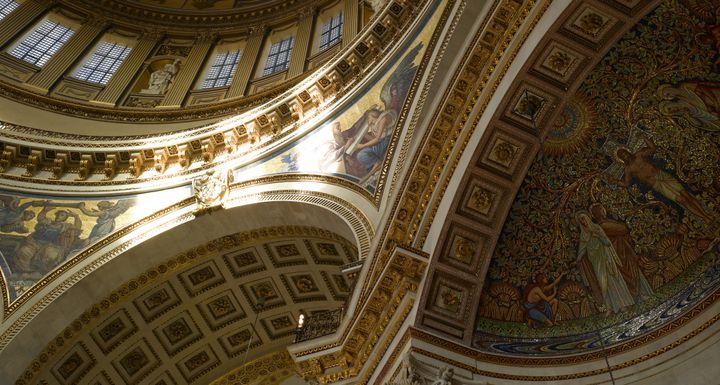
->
473, 0, 720, 356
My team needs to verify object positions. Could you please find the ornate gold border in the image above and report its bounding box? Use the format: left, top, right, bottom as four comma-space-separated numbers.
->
207, 351, 296, 385
229, 174, 376, 207
411, 283, 720, 366
357, 0, 547, 315
406, 307, 720, 380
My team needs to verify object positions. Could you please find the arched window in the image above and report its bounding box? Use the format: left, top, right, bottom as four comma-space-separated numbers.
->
200, 49, 242, 89
262, 37, 294, 76
0, 0, 18, 20
73, 41, 132, 85
8, 20, 75, 67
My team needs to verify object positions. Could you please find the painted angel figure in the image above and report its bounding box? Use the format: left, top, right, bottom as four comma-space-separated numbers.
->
658, 82, 720, 132
79, 200, 133, 242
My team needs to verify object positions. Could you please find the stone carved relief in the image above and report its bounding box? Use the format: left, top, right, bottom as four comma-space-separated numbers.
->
387, 354, 491, 385
192, 169, 233, 210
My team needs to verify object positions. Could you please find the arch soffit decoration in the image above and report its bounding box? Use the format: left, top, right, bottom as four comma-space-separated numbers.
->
286, 0, 561, 383
0, 185, 373, 360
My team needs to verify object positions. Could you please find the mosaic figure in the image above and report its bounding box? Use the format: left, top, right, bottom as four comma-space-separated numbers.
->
576, 212, 635, 313
589, 203, 652, 300
522, 272, 565, 327
610, 133, 714, 223
14, 206, 83, 277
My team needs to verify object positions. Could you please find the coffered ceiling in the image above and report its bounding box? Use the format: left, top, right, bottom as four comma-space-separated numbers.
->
17, 227, 357, 385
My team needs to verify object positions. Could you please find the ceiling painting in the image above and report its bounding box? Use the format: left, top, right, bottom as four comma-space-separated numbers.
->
234, 3, 442, 195
474, 0, 720, 355
0, 187, 190, 306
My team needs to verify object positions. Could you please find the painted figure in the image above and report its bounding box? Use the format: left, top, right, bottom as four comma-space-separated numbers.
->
14, 207, 82, 276
0, 195, 40, 233
522, 272, 565, 327
326, 107, 397, 183
589, 203, 653, 300
611, 133, 715, 223
79, 200, 132, 242
576, 212, 635, 313
318, 43, 422, 186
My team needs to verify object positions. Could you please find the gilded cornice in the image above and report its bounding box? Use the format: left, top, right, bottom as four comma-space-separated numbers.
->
59, 0, 315, 32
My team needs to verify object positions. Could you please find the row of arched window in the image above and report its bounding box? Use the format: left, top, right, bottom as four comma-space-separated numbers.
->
0, 0, 351, 99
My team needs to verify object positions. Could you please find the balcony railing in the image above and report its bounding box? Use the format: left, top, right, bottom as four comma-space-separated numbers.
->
294, 308, 343, 343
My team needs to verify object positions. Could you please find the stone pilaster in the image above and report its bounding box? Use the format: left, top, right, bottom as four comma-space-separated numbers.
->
0, 0, 54, 49
342, 0, 360, 47
94, 32, 161, 105
287, 6, 315, 78
226, 25, 265, 99
160, 33, 215, 107
26, 17, 107, 91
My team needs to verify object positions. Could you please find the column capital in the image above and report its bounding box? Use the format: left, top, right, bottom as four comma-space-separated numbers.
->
84, 14, 111, 30
246, 24, 267, 38
195, 31, 218, 44
297, 5, 318, 21
140, 29, 165, 41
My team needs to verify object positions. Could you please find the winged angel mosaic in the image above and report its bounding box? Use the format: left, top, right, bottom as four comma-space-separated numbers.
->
474, 0, 720, 354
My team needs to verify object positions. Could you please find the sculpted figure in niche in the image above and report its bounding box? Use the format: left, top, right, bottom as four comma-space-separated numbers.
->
141, 59, 180, 95
610, 132, 715, 223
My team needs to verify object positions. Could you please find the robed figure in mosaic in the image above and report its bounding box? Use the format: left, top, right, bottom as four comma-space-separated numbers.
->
576, 212, 635, 313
